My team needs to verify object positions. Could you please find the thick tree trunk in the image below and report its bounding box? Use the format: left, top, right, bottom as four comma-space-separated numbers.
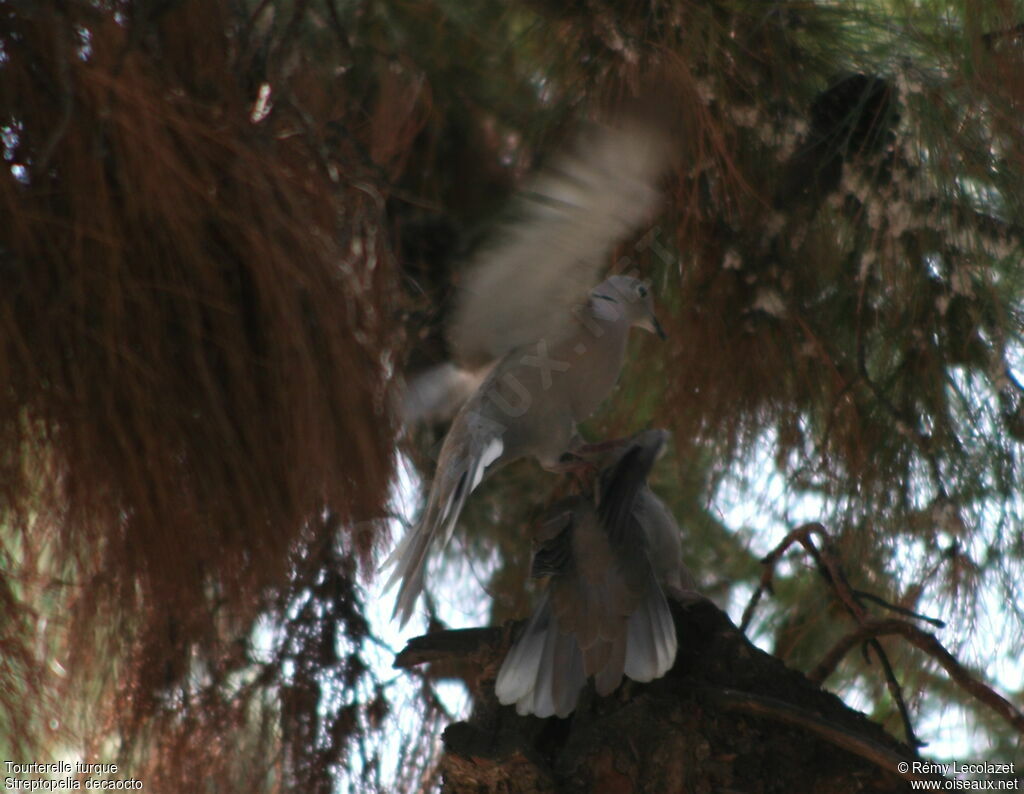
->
397, 599, 934, 793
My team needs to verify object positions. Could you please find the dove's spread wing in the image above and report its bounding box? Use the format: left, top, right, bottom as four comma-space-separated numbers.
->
449, 121, 671, 367
399, 361, 494, 427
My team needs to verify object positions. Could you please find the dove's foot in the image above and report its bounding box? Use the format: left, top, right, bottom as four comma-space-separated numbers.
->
568, 437, 631, 457
547, 451, 600, 483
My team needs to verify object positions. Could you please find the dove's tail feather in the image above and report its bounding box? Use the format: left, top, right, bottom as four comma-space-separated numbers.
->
496, 581, 676, 717
385, 432, 504, 626
384, 522, 433, 627
495, 592, 587, 719
385, 478, 463, 627
623, 581, 677, 683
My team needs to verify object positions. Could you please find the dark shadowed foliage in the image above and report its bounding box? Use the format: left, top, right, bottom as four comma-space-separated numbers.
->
0, 2, 402, 789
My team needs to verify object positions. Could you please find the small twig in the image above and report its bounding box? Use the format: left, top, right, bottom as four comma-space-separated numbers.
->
740, 522, 867, 631
853, 590, 945, 628
816, 537, 919, 748
738, 587, 765, 634
799, 530, 866, 622
739, 523, 819, 633
809, 618, 1024, 736
866, 638, 924, 750
743, 522, 932, 747
809, 621, 889, 684
697, 686, 942, 783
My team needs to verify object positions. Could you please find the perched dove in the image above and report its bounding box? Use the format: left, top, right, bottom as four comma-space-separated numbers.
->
495, 429, 694, 718
387, 120, 674, 626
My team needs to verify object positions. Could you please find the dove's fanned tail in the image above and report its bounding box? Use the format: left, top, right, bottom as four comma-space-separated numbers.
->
496, 575, 677, 717
385, 433, 504, 626
496, 581, 677, 718
495, 592, 587, 719
623, 580, 677, 683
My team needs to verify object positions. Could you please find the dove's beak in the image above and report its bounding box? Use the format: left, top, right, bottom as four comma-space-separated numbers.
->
639, 312, 667, 340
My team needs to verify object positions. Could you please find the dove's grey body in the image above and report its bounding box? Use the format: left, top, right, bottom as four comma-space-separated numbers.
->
387, 277, 663, 626
495, 430, 693, 719
386, 120, 672, 626
635, 483, 696, 597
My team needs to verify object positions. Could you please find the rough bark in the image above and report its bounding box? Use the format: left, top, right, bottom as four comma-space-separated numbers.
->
396, 599, 935, 793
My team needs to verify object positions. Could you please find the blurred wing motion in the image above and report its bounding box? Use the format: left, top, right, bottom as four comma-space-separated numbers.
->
495, 430, 681, 718
449, 121, 671, 368
400, 362, 493, 427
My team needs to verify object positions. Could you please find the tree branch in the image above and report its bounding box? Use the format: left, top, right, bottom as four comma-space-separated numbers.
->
810, 617, 1024, 735
742, 522, 933, 748
698, 686, 942, 784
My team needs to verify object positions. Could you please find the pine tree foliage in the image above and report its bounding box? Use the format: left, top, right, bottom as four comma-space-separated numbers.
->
0, 2, 399, 790
1, 0, 1022, 791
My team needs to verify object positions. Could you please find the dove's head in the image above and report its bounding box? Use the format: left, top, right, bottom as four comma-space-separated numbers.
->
591, 275, 666, 339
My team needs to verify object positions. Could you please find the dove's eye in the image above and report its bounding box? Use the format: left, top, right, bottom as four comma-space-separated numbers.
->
636, 283, 648, 298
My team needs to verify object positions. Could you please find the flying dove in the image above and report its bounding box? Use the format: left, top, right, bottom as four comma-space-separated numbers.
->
387, 120, 674, 626
494, 429, 694, 718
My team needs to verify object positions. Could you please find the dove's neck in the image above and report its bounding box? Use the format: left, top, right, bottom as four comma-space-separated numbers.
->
563, 305, 632, 421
